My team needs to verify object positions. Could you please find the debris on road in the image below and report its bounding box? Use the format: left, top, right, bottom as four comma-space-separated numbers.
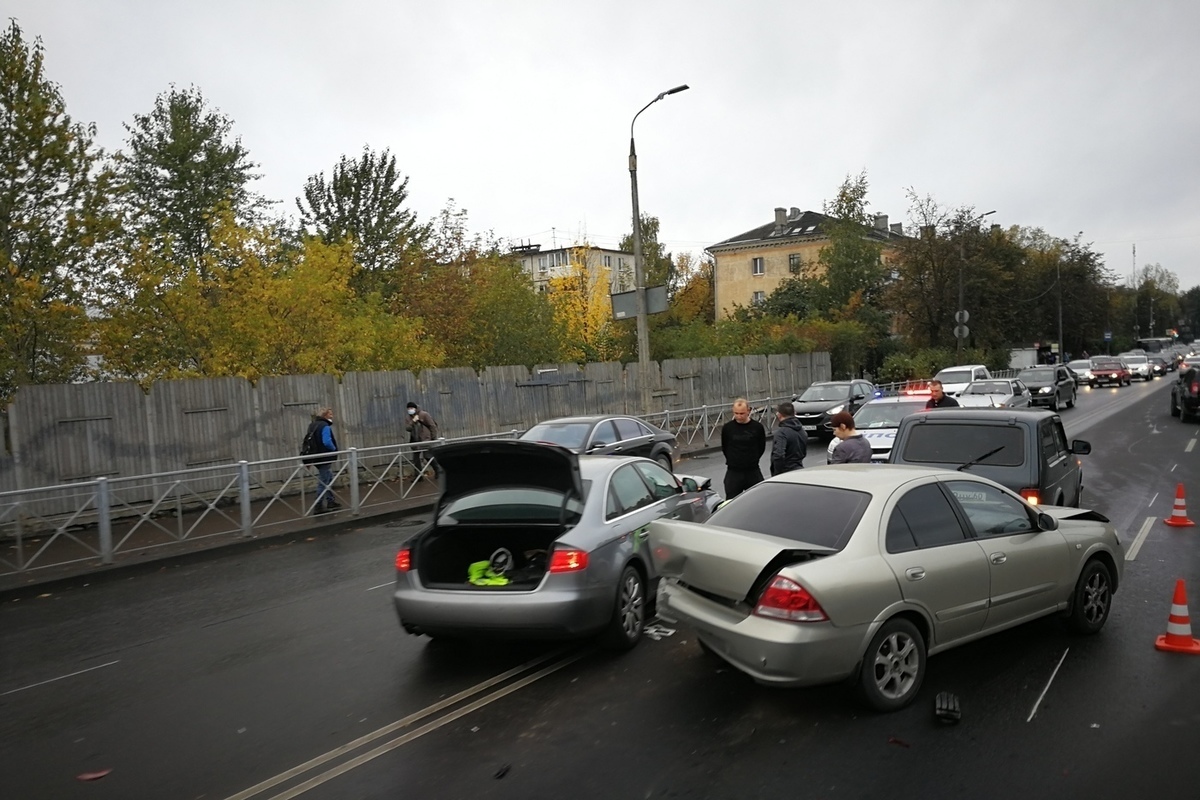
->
76, 768, 112, 781
935, 692, 961, 724
494, 764, 511, 779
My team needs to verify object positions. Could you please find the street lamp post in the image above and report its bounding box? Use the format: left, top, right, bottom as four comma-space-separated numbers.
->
956, 209, 995, 357
629, 84, 688, 414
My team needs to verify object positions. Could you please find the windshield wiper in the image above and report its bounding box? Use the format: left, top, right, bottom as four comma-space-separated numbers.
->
957, 446, 1005, 471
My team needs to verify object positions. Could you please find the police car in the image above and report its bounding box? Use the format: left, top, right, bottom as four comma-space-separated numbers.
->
825, 395, 930, 463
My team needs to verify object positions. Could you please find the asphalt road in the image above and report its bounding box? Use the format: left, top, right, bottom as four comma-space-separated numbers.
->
3, 377, 1199, 800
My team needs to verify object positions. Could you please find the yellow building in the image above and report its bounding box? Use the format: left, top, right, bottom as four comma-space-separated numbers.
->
707, 207, 905, 319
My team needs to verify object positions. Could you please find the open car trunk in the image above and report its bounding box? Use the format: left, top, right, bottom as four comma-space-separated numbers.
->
416, 523, 566, 589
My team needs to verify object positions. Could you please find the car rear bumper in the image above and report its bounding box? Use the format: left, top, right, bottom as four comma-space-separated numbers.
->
658, 581, 867, 687
394, 574, 612, 638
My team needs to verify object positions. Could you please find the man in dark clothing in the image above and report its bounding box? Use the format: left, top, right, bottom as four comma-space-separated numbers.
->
721, 398, 766, 499
771, 401, 808, 475
406, 402, 439, 474
829, 410, 873, 464
925, 380, 960, 409
305, 407, 340, 513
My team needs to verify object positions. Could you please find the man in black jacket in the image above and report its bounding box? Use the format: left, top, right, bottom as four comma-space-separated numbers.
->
303, 408, 341, 514
721, 398, 766, 499
771, 401, 808, 475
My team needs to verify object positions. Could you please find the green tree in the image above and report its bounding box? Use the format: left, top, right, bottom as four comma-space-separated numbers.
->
296, 146, 425, 296
809, 171, 888, 312
0, 20, 109, 399
115, 85, 266, 276
619, 214, 674, 295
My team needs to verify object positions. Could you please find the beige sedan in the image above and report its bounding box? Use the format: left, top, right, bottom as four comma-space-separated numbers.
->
648, 465, 1123, 712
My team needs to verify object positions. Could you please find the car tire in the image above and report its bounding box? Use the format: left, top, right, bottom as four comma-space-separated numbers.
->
1171, 394, 1180, 417
859, 617, 926, 712
602, 564, 646, 651
655, 452, 674, 473
1066, 389, 1076, 409
1072, 483, 1083, 508
1049, 395, 1058, 412
1067, 560, 1113, 635
1182, 404, 1192, 423
1088, 381, 1096, 389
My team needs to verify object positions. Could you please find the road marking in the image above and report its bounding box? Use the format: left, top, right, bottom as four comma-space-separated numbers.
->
1149, 492, 1159, 507
1188, 439, 1197, 453
267, 653, 586, 799
365, 582, 392, 591
1027, 648, 1069, 722
225, 648, 578, 800
1125, 516, 1156, 561
1172, 463, 1178, 472
1, 660, 120, 696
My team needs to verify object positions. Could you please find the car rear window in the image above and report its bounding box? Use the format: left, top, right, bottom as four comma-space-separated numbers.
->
709, 484, 870, 551
900, 423, 1025, 467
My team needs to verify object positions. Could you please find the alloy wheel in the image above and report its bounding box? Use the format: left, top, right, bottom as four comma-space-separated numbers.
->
872, 630, 920, 700
618, 571, 645, 639
1080, 569, 1111, 625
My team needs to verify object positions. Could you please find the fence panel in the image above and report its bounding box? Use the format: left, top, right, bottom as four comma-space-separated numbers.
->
421, 367, 488, 439
343, 370, 418, 449
483, 366, 534, 430
583, 362, 624, 415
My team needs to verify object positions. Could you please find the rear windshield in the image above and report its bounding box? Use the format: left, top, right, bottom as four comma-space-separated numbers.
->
1123, 355, 1148, 365
855, 401, 926, 428
1091, 359, 1122, 369
962, 382, 1009, 395
521, 422, 591, 449
708, 484, 870, 551
934, 370, 973, 385
900, 424, 1025, 467
1019, 368, 1054, 381
797, 384, 850, 402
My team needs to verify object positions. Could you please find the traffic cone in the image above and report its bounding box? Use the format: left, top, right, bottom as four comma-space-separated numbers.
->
1163, 483, 1196, 527
1155, 579, 1200, 654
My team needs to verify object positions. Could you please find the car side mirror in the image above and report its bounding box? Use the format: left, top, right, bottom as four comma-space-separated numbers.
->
1071, 440, 1091, 455
1037, 512, 1058, 531
853, 393, 865, 400
681, 477, 699, 492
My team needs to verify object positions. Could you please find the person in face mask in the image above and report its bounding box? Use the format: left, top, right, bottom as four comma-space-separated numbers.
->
405, 402, 439, 475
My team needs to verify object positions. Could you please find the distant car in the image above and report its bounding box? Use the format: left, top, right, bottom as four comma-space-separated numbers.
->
1119, 353, 1153, 381
393, 441, 717, 648
791, 380, 876, 441
1018, 366, 1077, 411
956, 379, 1033, 408
931, 364, 992, 396
824, 396, 929, 463
1089, 358, 1131, 387
1148, 356, 1170, 377
649, 466, 1122, 712
1066, 360, 1093, 385
520, 415, 676, 471
1184, 356, 1200, 369
1170, 366, 1200, 423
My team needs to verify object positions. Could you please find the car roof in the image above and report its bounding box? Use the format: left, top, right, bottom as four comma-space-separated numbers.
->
808, 380, 854, 387
768, 463, 968, 491
578, 454, 648, 479
860, 396, 927, 406
900, 408, 1056, 423
937, 364, 987, 371
530, 415, 636, 425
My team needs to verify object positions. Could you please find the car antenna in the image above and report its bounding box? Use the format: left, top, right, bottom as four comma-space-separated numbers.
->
957, 446, 1005, 472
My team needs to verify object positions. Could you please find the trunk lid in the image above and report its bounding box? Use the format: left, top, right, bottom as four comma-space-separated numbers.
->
433, 440, 583, 505
649, 519, 835, 602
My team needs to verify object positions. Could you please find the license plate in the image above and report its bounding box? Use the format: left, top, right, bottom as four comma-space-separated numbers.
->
803, 425, 817, 432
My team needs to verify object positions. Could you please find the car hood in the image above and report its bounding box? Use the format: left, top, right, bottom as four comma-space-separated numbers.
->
793, 399, 846, 414
1021, 378, 1055, 388
433, 440, 583, 503
648, 519, 836, 602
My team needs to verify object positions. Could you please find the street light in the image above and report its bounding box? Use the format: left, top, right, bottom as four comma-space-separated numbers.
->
956, 209, 996, 357
629, 84, 689, 413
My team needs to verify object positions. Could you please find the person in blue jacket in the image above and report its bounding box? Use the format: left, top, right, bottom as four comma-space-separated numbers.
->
305, 407, 341, 513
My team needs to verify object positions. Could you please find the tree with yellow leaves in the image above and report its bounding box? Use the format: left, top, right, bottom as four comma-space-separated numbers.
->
547, 245, 624, 363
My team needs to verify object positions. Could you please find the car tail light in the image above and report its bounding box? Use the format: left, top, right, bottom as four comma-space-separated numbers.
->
754, 575, 828, 622
395, 548, 412, 572
1020, 488, 1041, 505
549, 549, 589, 573
1191, 380, 1198, 396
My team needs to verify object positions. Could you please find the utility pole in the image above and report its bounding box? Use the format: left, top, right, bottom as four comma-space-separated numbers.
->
955, 210, 995, 357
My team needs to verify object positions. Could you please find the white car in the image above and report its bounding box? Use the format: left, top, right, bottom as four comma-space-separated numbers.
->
825, 397, 929, 463
1067, 360, 1093, 385
1119, 353, 1152, 381
932, 364, 992, 396
956, 379, 1033, 408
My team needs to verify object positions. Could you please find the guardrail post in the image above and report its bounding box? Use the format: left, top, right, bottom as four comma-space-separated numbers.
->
349, 447, 360, 514
97, 478, 113, 564
701, 405, 708, 442
239, 460, 253, 537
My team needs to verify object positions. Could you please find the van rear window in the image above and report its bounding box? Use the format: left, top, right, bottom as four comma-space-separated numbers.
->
900, 424, 1025, 467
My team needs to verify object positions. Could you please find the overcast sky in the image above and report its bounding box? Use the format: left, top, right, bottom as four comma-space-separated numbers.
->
12, 1, 1200, 291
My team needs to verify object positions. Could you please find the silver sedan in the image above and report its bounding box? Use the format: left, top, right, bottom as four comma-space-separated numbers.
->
649, 465, 1122, 711
956, 379, 1033, 408
394, 440, 717, 649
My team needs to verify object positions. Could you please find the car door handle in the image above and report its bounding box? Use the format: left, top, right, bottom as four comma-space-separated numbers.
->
905, 568, 925, 581
990, 553, 1007, 564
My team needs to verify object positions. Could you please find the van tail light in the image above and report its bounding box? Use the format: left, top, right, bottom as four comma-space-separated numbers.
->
1191, 380, 1198, 396
1020, 488, 1041, 505
395, 548, 412, 572
549, 549, 589, 573
754, 575, 829, 622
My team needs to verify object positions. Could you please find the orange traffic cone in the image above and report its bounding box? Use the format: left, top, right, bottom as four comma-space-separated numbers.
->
1155, 579, 1200, 654
1163, 483, 1196, 527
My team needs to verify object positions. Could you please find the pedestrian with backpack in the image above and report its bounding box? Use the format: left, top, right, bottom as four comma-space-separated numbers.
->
405, 402, 439, 476
301, 408, 340, 514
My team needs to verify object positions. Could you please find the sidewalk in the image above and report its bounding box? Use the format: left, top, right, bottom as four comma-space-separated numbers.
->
1, 444, 725, 595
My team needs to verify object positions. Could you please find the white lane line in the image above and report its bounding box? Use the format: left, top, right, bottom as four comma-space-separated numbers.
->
365, 582, 392, 591
1125, 516, 1156, 561
1027, 648, 1069, 722
225, 649, 573, 800
1172, 463, 1178, 472
1188, 439, 1197, 453
1, 660, 120, 696
1149, 492, 1159, 507
267, 652, 586, 800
